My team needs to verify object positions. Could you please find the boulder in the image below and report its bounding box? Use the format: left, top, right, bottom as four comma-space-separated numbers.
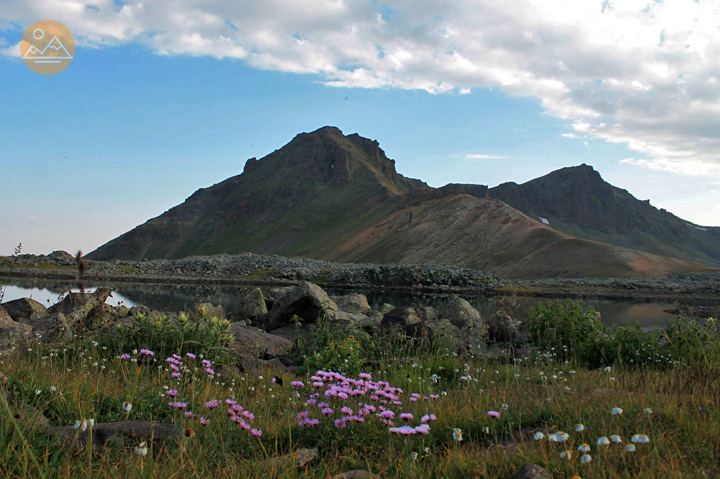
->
47, 421, 184, 452
266, 281, 339, 331
381, 307, 424, 337
417, 306, 439, 322
33, 288, 115, 341
229, 323, 293, 361
335, 311, 371, 325
513, 463, 553, 479
1, 298, 48, 323
330, 293, 370, 314
443, 295, 485, 330
49, 288, 112, 316
229, 288, 268, 324
487, 310, 521, 342
349, 310, 383, 331
0, 308, 32, 351
267, 322, 316, 341
379, 303, 396, 314
426, 319, 462, 352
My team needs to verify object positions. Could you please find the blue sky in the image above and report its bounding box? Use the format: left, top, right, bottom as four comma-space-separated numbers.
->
2, 0, 720, 255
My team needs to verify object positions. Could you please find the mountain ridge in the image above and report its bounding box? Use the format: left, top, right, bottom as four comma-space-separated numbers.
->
87, 126, 719, 279
442, 164, 720, 267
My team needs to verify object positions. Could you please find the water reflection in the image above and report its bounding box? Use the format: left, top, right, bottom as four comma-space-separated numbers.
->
0, 278, 678, 327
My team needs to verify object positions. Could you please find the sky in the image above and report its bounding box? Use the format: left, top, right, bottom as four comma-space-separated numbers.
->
1, 0, 720, 256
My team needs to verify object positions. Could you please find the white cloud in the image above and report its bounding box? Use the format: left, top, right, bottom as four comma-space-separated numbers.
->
0, 38, 19, 57
561, 133, 579, 139
621, 157, 720, 177
2, 0, 720, 176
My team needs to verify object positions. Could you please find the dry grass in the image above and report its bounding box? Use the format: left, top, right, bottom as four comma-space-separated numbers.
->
1, 338, 719, 478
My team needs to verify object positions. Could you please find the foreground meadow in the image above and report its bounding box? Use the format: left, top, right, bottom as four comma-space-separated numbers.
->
2, 308, 719, 479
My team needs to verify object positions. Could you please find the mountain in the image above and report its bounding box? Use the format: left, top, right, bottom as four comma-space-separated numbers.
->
88, 127, 428, 261
442, 164, 720, 267
23, 36, 72, 59
88, 127, 718, 278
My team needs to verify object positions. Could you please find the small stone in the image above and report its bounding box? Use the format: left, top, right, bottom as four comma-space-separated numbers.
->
330, 470, 380, 479
271, 448, 319, 468
513, 463, 553, 479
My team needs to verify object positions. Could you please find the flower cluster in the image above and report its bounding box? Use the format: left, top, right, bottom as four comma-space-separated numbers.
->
292, 370, 440, 435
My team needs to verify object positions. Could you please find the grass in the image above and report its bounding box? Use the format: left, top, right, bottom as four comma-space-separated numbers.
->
242, 268, 279, 281
0, 259, 75, 271
2, 332, 720, 478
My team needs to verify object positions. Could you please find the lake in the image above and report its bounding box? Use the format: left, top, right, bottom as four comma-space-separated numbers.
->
0, 278, 680, 328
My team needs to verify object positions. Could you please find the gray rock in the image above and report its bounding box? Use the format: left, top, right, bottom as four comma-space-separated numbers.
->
229, 288, 268, 324
0, 313, 32, 351
335, 311, 370, 324
49, 288, 112, 316
37, 288, 114, 341
266, 281, 339, 331
513, 463, 553, 479
426, 319, 462, 352
417, 306, 439, 322
271, 448, 319, 468
267, 322, 315, 341
381, 307, 424, 337
229, 323, 293, 360
1, 298, 48, 323
330, 293, 370, 313
330, 471, 380, 479
379, 303, 396, 314
443, 295, 485, 331
487, 310, 521, 342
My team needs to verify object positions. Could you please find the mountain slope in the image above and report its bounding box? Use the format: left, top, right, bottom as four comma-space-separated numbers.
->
88, 128, 718, 278
443, 165, 720, 267
325, 189, 716, 278
88, 127, 428, 261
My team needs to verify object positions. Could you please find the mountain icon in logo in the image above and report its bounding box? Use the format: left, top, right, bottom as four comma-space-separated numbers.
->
23, 35, 73, 63
21, 21, 75, 75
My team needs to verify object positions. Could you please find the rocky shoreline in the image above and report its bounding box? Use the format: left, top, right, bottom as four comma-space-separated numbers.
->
2, 250, 720, 304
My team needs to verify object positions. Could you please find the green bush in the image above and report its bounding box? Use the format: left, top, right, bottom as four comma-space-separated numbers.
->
101, 309, 233, 363
526, 299, 610, 367
527, 299, 720, 369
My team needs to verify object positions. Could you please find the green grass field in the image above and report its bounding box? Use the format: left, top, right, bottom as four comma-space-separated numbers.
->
2, 328, 719, 478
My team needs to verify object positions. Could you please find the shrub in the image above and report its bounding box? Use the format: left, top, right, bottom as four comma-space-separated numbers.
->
527, 299, 720, 369
526, 299, 610, 367
102, 309, 233, 364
